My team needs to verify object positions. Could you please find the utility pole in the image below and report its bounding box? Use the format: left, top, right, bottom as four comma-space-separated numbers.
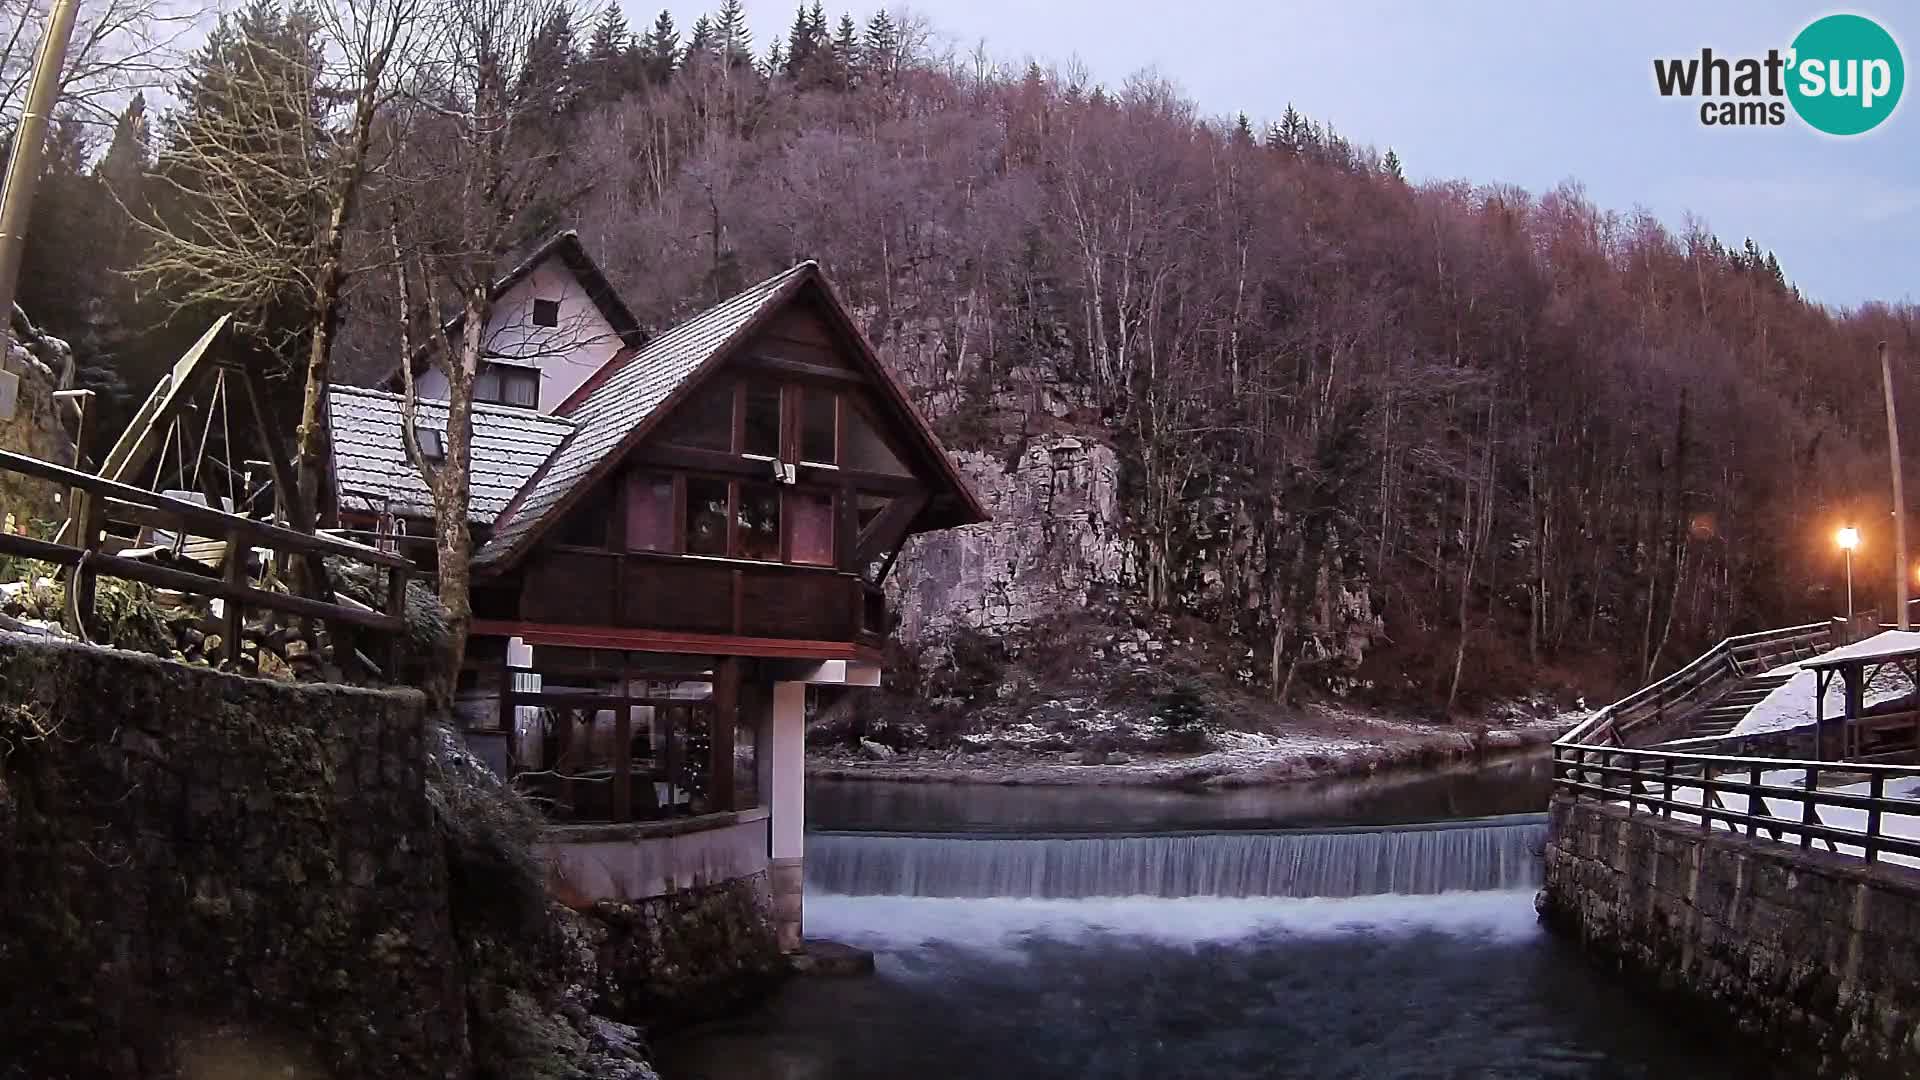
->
0, 0, 82, 345
1883, 340, 1909, 630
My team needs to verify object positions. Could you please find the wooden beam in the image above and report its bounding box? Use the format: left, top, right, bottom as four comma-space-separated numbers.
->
630, 443, 924, 495
735, 353, 868, 388
0, 531, 402, 633
471, 618, 879, 662
855, 491, 929, 567
711, 657, 740, 813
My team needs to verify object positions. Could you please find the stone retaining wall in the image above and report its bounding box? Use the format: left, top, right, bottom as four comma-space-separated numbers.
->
0, 633, 468, 1079
1540, 795, 1920, 1078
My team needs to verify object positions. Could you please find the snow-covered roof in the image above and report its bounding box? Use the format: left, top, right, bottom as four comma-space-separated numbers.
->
1803, 629, 1920, 670
327, 384, 577, 523
1731, 629, 1920, 737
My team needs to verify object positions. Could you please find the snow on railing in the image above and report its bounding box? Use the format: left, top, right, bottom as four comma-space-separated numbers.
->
1559, 622, 1833, 749
1552, 741, 1920, 866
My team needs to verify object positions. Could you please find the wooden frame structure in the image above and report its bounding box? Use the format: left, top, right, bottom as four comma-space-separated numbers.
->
0, 448, 410, 677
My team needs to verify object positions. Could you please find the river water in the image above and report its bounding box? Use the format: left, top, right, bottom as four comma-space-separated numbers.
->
657, 754, 1777, 1079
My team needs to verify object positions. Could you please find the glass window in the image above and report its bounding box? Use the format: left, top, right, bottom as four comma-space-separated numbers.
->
787, 491, 835, 566
500, 368, 538, 408
686, 477, 730, 556
532, 298, 560, 327
626, 473, 674, 552
659, 381, 734, 452
743, 384, 782, 457
474, 361, 539, 409
737, 483, 782, 561
733, 714, 759, 808
844, 404, 911, 476
801, 389, 837, 464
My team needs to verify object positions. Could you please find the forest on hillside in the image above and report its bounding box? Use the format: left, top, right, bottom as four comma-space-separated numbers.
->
12, 0, 1920, 711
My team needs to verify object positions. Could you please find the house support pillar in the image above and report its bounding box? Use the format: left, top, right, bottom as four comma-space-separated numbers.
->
768, 679, 807, 953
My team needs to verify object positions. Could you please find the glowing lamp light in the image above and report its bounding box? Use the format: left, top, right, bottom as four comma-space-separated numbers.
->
1838, 527, 1862, 552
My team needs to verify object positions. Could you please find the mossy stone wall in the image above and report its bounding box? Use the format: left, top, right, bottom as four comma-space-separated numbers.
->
0, 633, 469, 1079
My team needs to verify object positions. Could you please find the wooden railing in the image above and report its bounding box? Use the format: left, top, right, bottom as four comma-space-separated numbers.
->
1560, 622, 1834, 748
0, 448, 411, 676
1552, 741, 1920, 864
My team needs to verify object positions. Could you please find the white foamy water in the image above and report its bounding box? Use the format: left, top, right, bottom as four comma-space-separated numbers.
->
803, 888, 1545, 960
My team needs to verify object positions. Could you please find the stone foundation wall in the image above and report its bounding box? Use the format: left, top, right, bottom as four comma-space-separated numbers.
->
578, 873, 788, 1030
1541, 795, 1920, 1078
0, 633, 468, 1079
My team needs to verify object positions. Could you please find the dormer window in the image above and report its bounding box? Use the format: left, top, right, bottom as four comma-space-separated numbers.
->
414, 424, 445, 462
475, 360, 539, 409
532, 298, 561, 327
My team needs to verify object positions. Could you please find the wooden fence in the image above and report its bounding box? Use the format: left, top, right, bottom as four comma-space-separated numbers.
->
1560, 622, 1835, 748
0, 448, 411, 676
1552, 741, 1920, 865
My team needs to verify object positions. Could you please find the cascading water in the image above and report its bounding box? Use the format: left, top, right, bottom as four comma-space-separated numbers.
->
806, 813, 1545, 899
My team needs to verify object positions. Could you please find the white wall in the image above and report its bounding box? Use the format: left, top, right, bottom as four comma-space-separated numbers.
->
415, 261, 623, 414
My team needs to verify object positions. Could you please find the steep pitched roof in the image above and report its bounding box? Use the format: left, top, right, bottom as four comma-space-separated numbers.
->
474, 262, 816, 567
328, 384, 576, 523
383, 231, 646, 390
473, 260, 990, 572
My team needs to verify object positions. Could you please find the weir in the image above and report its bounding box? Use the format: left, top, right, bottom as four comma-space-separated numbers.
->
806, 813, 1546, 899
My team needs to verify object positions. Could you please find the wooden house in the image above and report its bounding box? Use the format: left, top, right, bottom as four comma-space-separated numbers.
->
324, 234, 987, 949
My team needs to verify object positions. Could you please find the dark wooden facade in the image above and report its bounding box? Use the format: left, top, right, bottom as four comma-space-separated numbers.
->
471, 294, 952, 662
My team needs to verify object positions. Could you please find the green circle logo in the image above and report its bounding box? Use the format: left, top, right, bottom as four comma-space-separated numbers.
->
1788, 14, 1904, 135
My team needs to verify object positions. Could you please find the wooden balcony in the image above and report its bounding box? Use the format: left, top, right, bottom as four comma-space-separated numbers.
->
513, 547, 885, 650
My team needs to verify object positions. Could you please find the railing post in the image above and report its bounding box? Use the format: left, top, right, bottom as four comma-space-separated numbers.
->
1663, 757, 1674, 818
1748, 763, 1763, 837
385, 565, 408, 679
1802, 766, 1819, 849
222, 532, 245, 668
1866, 772, 1885, 863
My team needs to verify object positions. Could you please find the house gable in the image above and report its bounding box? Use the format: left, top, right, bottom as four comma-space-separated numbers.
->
391, 231, 644, 415
475, 268, 985, 573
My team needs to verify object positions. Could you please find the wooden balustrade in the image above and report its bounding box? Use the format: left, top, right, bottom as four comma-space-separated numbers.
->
1552, 741, 1920, 864
0, 448, 411, 677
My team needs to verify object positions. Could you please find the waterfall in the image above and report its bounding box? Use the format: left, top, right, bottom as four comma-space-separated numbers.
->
806, 814, 1546, 899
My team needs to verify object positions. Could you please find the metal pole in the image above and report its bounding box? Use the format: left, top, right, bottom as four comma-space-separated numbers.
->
1883, 340, 1910, 630
1847, 548, 1855, 622
0, 0, 82, 342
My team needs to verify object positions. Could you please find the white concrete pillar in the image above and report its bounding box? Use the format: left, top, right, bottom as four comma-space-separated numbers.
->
768, 680, 807, 953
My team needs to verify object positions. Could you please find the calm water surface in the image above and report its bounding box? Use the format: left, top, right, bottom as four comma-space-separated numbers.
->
658, 755, 1778, 1080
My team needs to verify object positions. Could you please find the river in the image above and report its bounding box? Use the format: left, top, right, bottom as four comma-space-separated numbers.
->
657, 753, 1777, 1079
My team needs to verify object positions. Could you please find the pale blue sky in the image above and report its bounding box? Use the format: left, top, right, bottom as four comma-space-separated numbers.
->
665, 1, 1918, 309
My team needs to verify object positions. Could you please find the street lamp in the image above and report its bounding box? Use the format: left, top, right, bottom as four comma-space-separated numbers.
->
1838, 526, 1861, 620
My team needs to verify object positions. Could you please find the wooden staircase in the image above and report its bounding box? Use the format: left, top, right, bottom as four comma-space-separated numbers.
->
1682, 671, 1796, 740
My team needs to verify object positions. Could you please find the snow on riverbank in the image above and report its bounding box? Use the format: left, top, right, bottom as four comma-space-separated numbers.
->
809, 704, 1573, 788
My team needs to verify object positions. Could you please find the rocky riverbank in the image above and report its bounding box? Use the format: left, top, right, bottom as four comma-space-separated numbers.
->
808, 707, 1571, 788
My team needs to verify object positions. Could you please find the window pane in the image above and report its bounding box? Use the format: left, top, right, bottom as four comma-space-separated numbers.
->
801, 389, 836, 463
626, 473, 674, 552
503, 370, 539, 408
844, 404, 911, 476
474, 367, 501, 403
533, 298, 560, 327
686, 477, 729, 556
659, 381, 733, 451
737, 483, 781, 561
743, 384, 781, 457
787, 491, 834, 566
733, 715, 759, 808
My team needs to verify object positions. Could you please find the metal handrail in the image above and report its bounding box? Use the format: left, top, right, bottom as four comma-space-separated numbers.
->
1552, 740, 1920, 864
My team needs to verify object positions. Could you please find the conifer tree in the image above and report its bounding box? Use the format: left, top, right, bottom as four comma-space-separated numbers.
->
714, 0, 752, 68
783, 1, 827, 81
831, 12, 859, 87
763, 36, 785, 77
1381, 148, 1404, 182
585, 5, 631, 99
687, 14, 715, 60
638, 9, 680, 82
1275, 103, 1306, 155
1231, 111, 1254, 146
862, 9, 898, 81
